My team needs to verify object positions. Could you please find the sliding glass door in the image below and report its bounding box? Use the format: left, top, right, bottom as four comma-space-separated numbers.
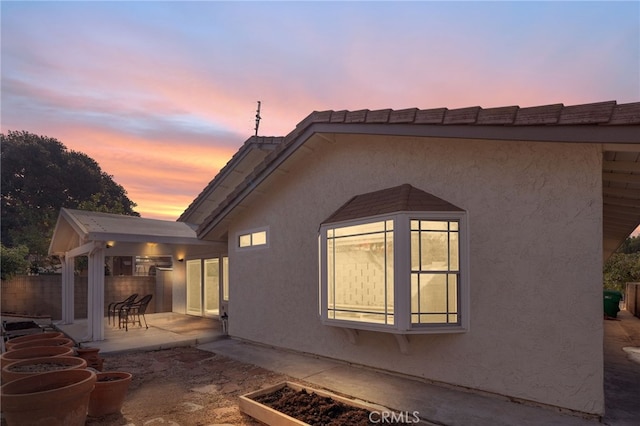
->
186, 260, 202, 316
204, 259, 220, 317
186, 257, 228, 317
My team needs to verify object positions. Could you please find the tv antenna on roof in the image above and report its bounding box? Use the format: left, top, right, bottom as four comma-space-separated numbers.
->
254, 101, 261, 136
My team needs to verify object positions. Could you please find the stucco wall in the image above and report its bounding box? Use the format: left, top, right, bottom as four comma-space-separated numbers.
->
226, 135, 604, 414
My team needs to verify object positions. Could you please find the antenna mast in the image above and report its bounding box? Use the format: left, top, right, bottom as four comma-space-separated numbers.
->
254, 101, 261, 136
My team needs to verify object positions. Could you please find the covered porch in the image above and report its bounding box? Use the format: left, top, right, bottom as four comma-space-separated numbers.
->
48, 208, 225, 342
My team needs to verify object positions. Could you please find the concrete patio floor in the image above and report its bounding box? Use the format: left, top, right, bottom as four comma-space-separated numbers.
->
4, 310, 640, 425
55, 312, 225, 353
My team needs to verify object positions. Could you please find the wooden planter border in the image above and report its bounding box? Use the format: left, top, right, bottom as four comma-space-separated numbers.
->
239, 381, 393, 426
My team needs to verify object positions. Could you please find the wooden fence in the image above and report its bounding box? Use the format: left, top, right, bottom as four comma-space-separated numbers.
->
626, 282, 640, 319
1, 275, 157, 320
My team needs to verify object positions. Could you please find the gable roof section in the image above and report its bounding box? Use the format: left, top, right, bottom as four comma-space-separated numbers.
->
49, 208, 206, 255
178, 136, 282, 225
323, 184, 464, 225
194, 100, 640, 258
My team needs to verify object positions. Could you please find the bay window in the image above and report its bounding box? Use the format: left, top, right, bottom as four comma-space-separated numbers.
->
319, 186, 468, 334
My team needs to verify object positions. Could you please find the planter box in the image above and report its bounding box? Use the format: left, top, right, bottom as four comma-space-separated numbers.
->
239, 381, 400, 426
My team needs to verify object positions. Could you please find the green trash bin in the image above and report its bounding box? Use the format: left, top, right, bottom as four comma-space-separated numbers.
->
603, 290, 623, 318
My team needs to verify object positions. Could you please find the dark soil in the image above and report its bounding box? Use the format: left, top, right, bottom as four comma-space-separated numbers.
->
8, 362, 72, 372
3, 321, 39, 331
97, 376, 122, 382
254, 386, 404, 426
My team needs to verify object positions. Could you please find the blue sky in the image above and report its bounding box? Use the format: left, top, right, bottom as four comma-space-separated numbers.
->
2, 1, 639, 220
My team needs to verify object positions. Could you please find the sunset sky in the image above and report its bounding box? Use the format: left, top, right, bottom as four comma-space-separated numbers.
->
2, 1, 639, 221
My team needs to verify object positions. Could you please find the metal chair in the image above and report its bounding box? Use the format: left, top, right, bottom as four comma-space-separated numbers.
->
107, 294, 138, 326
119, 294, 153, 331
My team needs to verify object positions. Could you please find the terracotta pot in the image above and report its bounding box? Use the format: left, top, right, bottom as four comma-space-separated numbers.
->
8, 337, 74, 352
1, 356, 87, 383
1, 345, 75, 369
88, 371, 132, 417
75, 347, 104, 371
1, 369, 96, 426
5, 332, 63, 350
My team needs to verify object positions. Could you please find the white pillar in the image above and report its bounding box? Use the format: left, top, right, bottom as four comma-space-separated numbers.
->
87, 244, 106, 341
60, 254, 75, 324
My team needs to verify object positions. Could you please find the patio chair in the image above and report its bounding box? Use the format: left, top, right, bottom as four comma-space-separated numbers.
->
119, 294, 153, 331
107, 293, 138, 326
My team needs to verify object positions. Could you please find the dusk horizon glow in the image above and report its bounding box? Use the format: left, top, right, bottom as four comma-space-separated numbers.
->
2, 1, 638, 224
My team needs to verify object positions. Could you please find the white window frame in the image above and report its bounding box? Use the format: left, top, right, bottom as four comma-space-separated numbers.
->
319, 212, 469, 335
236, 226, 269, 251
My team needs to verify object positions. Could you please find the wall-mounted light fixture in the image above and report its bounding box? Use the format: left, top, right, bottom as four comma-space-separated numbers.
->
105, 243, 113, 249
178, 258, 184, 262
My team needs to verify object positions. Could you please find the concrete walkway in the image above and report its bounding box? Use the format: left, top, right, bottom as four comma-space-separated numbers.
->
13, 310, 640, 425
602, 310, 640, 426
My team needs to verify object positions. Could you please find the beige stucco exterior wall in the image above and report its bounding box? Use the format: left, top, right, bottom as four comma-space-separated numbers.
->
226, 134, 604, 414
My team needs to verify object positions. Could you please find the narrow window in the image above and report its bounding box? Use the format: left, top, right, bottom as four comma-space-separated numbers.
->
410, 220, 460, 326
237, 228, 268, 249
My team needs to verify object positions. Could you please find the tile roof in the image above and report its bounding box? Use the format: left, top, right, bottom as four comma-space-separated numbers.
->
290, 100, 640, 129
178, 136, 282, 223
322, 184, 464, 225
195, 100, 639, 244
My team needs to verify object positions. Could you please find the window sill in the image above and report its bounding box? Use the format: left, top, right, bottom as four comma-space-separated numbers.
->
322, 320, 467, 354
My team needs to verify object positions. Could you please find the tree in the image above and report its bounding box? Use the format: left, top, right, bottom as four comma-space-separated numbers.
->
603, 236, 640, 292
1, 130, 139, 262
0, 244, 30, 280
618, 235, 640, 254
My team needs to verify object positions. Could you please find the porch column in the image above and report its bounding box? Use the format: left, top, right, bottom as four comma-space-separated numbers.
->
87, 245, 106, 341
60, 254, 75, 324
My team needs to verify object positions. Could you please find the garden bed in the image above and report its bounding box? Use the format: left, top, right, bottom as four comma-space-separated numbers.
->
240, 382, 411, 426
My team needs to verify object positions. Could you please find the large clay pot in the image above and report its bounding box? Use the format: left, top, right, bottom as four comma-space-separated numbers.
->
1, 369, 96, 426
1, 356, 87, 383
1, 345, 75, 369
8, 337, 74, 352
88, 371, 132, 417
4, 332, 63, 351
75, 347, 104, 371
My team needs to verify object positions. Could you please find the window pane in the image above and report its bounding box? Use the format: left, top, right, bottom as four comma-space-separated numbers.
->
449, 232, 459, 271
448, 274, 458, 313
327, 238, 335, 310
222, 257, 229, 301
186, 260, 202, 315
422, 220, 448, 231
239, 234, 251, 247
422, 274, 447, 313
411, 274, 419, 313
421, 231, 448, 270
410, 231, 420, 271
326, 221, 394, 325
423, 314, 448, 323
252, 231, 267, 246
204, 259, 219, 316
334, 221, 387, 237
